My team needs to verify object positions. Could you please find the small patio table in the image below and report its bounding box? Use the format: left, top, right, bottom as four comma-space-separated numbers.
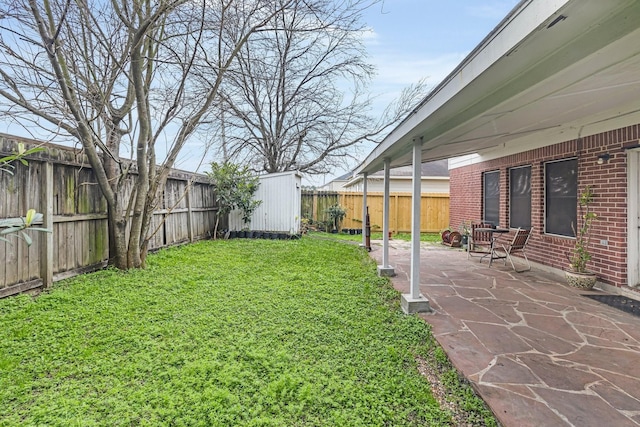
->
475, 227, 510, 266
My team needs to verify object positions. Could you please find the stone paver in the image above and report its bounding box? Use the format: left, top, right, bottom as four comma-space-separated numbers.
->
370, 240, 640, 427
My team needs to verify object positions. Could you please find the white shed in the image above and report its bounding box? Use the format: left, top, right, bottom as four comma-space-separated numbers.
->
228, 171, 302, 234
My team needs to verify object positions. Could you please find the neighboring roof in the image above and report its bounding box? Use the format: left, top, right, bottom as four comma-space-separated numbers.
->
356, 0, 640, 175
323, 160, 448, 188
344, 160, 449, 188
333, 170, 354, 181
369, 159, 449, 178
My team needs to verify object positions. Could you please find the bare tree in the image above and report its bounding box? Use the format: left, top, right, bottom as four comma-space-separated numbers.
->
0, 0, 293, 269
216, 0, 428, 175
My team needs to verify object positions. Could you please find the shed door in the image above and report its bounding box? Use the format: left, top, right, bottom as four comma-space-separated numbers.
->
628, 150, 640, 287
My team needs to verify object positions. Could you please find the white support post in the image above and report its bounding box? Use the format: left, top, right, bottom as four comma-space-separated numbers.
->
401, 138, 431, 314
378, 159, 395, 277
361, 172, 368, 247
410, 140, 422, 299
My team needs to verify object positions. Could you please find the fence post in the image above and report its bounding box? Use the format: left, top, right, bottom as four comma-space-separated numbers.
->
186, 180, 194, 242
40, 161, 54, 287
312, 190, 318, 222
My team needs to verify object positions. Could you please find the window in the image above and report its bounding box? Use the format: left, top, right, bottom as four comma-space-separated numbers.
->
545, 158, 577, 236
509, 166, 531, 228
483, 171, 500, 225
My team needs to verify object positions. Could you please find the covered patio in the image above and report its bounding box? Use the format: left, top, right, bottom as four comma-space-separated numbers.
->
355, 0, 640, 310
369, 240, 640, 427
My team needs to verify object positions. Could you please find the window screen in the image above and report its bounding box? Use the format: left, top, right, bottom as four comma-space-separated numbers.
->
510, 166, 531, 228
545, 159, 577, 236
483, 171, 500, 225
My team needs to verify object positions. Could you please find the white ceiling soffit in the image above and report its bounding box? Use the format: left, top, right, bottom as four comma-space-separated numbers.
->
356, 0, 640, 174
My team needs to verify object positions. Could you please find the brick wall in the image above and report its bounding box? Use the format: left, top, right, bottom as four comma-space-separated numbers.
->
450, 123, 640, 288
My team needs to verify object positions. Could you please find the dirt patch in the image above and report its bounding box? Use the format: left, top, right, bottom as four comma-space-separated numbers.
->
416, 355, 498, 427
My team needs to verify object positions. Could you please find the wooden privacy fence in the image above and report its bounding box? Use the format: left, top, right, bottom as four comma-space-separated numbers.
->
301, 190, 339, 224
302, 190, 449, 233
0, 136, 217, 298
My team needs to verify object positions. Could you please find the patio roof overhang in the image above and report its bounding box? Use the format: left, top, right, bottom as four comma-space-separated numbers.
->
356, 0, 640, 175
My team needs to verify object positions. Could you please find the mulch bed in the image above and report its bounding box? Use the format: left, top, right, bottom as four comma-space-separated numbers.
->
583, 294, 640, 317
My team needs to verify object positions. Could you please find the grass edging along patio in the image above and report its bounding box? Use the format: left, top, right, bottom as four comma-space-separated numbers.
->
0, 237, 495, 426
308, 230, 443, 244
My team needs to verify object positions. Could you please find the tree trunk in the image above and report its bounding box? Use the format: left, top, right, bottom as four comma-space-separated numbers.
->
108, 208, 128, 270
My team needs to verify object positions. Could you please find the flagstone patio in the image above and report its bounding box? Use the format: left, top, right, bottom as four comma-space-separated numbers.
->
369, 240, 640, 427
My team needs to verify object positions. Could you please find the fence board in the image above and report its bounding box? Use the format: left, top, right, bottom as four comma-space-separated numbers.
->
27, 231, 40, 281
17, 237, 25, 286
5, 237, 18, 286
0, 243, 5, 287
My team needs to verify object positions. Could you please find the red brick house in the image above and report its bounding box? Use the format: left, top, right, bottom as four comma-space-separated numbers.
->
354, 0, 640, 312
448, 132, 638, 293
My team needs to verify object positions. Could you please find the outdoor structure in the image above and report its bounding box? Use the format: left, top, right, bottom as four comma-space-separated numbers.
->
355, 0, 640, 312
316, 171, 352, 191
343, 160, 449, 194
320, 160, 450, 194
228, 171, 302, 234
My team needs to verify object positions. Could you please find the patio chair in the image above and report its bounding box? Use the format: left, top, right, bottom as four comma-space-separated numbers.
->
496, 227, 534, 272
467, 221, 494, 259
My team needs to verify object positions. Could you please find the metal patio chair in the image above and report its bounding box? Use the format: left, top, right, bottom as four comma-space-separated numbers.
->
467, 220, 494, 259
496, 227, 534, 272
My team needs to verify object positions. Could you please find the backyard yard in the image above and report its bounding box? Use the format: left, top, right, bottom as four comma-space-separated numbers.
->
0, 237, 494, 426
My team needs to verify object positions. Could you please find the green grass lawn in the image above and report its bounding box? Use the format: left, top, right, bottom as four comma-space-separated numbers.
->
0, 238, 493, 426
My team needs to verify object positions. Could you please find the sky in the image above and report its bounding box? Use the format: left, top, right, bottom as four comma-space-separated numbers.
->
307, 0, 522, 186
